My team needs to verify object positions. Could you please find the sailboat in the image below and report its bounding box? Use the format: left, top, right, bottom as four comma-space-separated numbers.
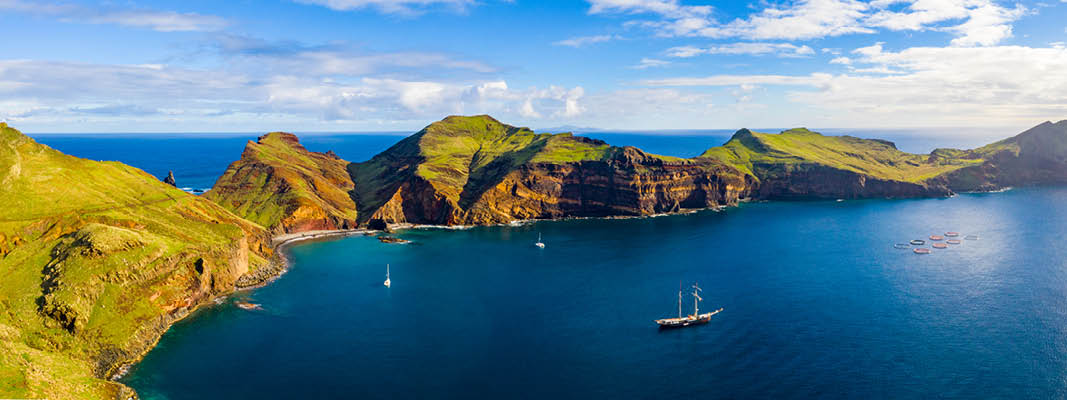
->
655, 282, 722, 329
383, 264, 391, 288
534, 233, 545, 248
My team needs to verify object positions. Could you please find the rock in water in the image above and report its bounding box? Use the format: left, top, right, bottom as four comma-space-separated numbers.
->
163, 170, 177, 186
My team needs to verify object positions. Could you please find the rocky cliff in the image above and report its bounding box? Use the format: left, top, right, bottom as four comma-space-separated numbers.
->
0, 123, 274, 399
349, 115, 753, 226
205, 132, 357, 235
931, 120, 1067, 191
207, 116, 1067, 232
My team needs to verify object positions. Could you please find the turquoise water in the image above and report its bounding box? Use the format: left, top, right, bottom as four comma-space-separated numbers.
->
120, 187, 1067, 399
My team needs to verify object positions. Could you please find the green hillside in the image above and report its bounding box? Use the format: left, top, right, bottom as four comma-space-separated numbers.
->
205, 132, 357, 234
699, 128, 984, 182
0, 123, 271, 399
349, 115, 619, 219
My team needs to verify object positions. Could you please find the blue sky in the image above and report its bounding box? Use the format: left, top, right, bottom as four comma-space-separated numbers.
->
1, 0, 1065, 133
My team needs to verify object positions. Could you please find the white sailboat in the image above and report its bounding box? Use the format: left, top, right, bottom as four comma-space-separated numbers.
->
535, 232, 545, 248
383, 264, 391, 288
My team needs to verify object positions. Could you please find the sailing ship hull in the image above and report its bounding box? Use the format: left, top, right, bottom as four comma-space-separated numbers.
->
655, 308, 723, 329
656, 315, 711, 329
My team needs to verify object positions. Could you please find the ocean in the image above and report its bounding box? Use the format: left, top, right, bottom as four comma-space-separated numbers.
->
27, 130, 1064, 399
30, 129, 1003, 193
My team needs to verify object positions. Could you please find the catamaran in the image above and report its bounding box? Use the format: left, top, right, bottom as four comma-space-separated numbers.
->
535, 233, 545, 248
383, 264, 391, 288
655, 282, 722, 329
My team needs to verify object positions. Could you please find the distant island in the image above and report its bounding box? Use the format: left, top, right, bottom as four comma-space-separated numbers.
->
2, 116, 1066, 398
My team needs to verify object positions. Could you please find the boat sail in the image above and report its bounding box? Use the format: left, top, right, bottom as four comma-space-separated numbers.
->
655, 282, 722, 329
384, 264, 391, 288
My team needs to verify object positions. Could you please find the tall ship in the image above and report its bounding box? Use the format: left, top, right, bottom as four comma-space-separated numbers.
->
655, 282, 722, 329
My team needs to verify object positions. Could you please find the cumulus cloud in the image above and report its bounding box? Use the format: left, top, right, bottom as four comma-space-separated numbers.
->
642, 44, 1067, 127
588, 0, 1025, 46
0, 58, 589, 129
0, 0, 228, 32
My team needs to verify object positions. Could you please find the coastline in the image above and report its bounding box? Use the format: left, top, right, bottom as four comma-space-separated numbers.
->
107, 186, 1020, 395
107, 228, 373, 392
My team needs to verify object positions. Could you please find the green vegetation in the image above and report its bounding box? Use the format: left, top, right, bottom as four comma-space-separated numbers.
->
205, 132, 357, 234
4, 115, 1066, 399
0, 123, 269, 399
350, 115, 617, 217
699, 128, 984, 182
411, 115, 612, 187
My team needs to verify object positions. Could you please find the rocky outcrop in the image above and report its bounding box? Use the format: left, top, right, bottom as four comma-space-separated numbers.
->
351, 116, 753, 226
207, 116, 1067, 232
205, 132, 358, 235
0, 123, 276, 399
931, 120, 1067, 192
752, 163, 953, 199
459, 147, 753, 224
163, 170, 176, 186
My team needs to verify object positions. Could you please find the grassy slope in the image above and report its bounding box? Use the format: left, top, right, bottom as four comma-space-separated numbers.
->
699, 128, 984, 182
412, 115, 613, 189
350, 115, 617, 216
204, 132, 356, 233
0, 123, 268, 399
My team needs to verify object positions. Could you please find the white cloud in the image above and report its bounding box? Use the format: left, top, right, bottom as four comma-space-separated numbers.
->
0, 0, 227, 32
946, 2, 1027, 46
588, 0, 712, 19
295, 0, 475, 14
588, 0, 1026, 46
631, 58, 672, 69
642, 44, 1067, 127
553, 34, 620, 47
666, 42, 815, 58
0, 58, 591, 129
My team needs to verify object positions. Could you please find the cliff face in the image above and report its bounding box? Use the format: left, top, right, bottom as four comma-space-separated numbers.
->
934, 121, 1067, 191
207, 117, 1067, 232
0, 123, 273, 399
699, 128, 968, 199
205, 132, 357, 235
752, 163, 953, 199
349, 115, 752, 226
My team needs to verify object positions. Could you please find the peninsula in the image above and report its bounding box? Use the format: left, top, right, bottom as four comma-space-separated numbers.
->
2, 116, 1067, 398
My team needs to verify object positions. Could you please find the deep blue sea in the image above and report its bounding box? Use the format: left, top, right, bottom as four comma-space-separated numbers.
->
27, 130, 1066, 399
29, 129, 1004, 193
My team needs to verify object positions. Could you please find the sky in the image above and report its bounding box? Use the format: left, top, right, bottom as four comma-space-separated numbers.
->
0, 0, 1065, 133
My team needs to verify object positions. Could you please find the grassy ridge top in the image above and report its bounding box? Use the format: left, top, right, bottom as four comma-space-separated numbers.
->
699, 128, 984, 182
350, 115, 620, 216
205, 132, 356, 233
412, 115, 614, 185
0, 124, 268, 399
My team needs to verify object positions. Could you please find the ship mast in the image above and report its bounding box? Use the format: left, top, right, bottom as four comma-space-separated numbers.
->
692, 283, 703, 316
677, 282, 683, 318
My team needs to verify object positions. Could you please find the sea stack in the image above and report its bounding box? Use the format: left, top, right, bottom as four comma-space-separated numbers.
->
163, 170, 177, 186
